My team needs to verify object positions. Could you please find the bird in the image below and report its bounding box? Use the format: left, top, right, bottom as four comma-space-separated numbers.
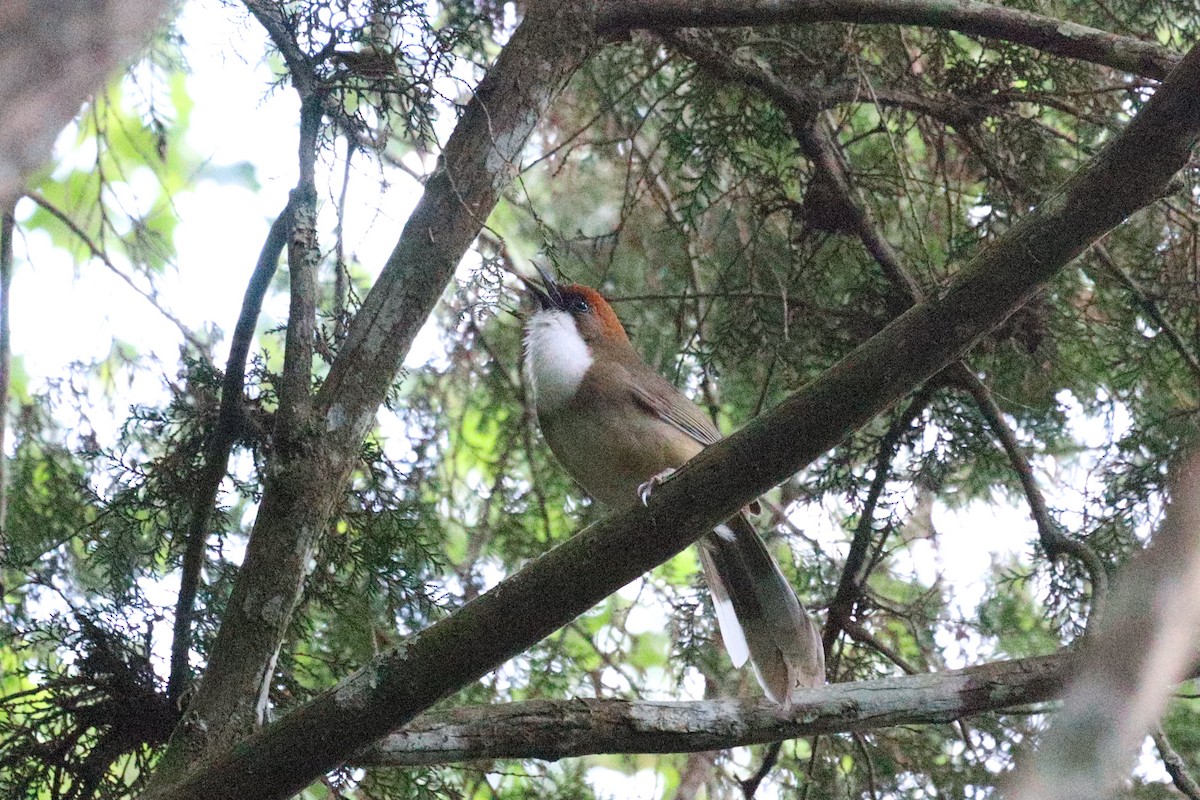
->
521, 267, 825, 705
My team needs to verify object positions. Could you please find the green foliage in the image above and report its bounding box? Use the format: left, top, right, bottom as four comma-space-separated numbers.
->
3, 0, 1200, 798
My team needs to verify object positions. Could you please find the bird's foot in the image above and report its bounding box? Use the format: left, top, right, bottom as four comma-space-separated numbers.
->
638, 468, 677, 506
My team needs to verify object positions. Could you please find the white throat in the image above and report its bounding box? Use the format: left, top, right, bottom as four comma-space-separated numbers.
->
524, 308, 593, 412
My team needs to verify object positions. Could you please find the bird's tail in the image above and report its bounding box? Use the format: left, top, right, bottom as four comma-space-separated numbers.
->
697, 512, 825, 705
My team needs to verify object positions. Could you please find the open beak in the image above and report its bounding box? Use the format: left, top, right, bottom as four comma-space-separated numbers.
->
521, 263, 561, 310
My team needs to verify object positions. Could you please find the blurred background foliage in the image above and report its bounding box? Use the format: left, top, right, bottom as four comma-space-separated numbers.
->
2, 0, 1199, 798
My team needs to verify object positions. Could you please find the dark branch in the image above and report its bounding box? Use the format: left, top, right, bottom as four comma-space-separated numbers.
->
1153, 726, 1200, 800
165, 197, 294, 705
243, 0, 322, 97
843, 619, 919, 675
147, 0, 602, 783
951, 368, 1109, 604
276, 95, 322, 441
740, 741, 783, 799
663, 32, 917, 300
822, 393, 929, 655
152, 85, 324, 782
673, 32, 1109, 627
600, 0, 1180, 80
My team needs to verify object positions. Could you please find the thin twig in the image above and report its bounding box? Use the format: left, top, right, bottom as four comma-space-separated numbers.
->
1153, 725, 1200, 800
852, 732, 880, 800
165, 197, 294, 704
23, 191, 206, 354
1092, 243, 1200, 390
822, 392, 930, 657
951, 367, 1109, 609
673, 33, 1109, 620
843, 619, 919, 675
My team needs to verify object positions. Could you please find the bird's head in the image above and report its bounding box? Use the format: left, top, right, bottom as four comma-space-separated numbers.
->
522, 267, 629, 411
523, 266, 629, 347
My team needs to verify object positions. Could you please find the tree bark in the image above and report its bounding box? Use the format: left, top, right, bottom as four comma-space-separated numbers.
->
141, 40, 1200, 800
166, 197, 294, 705
358, 653, 1069, 765
147, 0, 601, 787
0, 204, 12, 591
598, 0, 1179, 81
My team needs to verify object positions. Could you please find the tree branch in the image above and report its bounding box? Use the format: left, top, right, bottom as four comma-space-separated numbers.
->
146, 0, 602, 785
599, 0, 1180, 81
673, 31, 1109, 625
355, 653, 1068, 765
275, 95, 321, 444
243, 0, 321, 96
140, 40, 1200, 800
313, 1, 598, 435
23, 192, 206, 354
165, 197, 294, 705
843, 619, 919, 675
1091, 243, 1200, 390
1153, 725, 1200, 800
951, 369, 1109, 603
663, 32, 917, 301
740, 740, 783, 799
151, 80, 325, 782
822, 393, 929, 656
1011, 453, 1200, 798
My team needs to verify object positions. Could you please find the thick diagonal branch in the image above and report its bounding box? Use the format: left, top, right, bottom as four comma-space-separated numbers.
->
599, 0, 1179, 81
140, 41, 1200, 800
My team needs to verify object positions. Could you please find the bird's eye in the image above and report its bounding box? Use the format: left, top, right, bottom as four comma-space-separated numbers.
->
569, 296, 590, 313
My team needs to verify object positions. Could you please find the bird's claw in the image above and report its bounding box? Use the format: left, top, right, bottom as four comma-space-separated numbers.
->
638, 468, 677, 506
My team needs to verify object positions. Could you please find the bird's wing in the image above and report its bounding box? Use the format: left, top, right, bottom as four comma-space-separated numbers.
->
629, 373, 722, 447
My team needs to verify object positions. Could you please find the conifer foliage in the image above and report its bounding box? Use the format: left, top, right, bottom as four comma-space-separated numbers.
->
1, 1, 1199, 798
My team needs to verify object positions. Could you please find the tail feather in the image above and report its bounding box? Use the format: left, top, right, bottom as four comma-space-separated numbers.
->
697, 545, 750, 668
698, 513, 825, 705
